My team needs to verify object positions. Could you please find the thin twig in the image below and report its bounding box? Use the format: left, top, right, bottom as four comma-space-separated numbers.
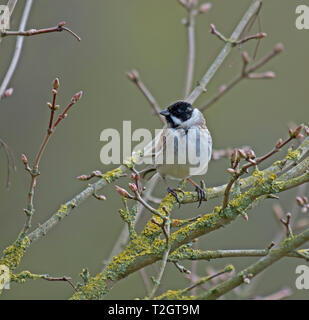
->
127, 70, 165, 124
183, 265, 234, 294
280, 213, 293, 238
183, 5, 196, 98
42, 275, 77, 292
200, 43, 283, 112
22, 82, 82, 233
139, 268, 152, 296
222, 128, 299, 209
210, 23, 266, 47
149, 216, 171, 299
1, 21, 81, 41
186, 0, 263, 104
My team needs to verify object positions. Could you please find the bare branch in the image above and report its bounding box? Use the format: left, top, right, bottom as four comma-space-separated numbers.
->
1, 21, 81, 41
127, 70, 165, 124
200, 43, 283, 112
186, 0, 263, 104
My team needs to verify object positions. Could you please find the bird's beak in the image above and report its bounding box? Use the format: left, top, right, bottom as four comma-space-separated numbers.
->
160, 109, 170, 117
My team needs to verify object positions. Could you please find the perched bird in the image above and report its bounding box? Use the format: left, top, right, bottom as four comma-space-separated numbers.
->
141, 101, 212, 206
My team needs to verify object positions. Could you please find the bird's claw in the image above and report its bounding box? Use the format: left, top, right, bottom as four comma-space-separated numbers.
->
167, 187, 184, 207
195, 184, 206, 208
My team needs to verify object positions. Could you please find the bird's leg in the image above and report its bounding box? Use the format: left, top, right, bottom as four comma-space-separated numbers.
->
162, 177, 183, 207
186, 177, 206, 208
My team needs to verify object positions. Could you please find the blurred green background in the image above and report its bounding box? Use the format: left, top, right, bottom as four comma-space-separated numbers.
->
0, 0, 308, 299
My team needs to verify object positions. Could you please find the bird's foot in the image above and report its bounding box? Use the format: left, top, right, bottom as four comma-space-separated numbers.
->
167, 187, 184, 207
187, 178, 207, 208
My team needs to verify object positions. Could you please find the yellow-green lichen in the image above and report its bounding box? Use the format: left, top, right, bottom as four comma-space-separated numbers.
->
0, 235, 30, 270
154, 289, 194, 300
56, 204, 69, 220
103, 167, 123, 183
286, 148, 301, 160
10, 270, 43, 283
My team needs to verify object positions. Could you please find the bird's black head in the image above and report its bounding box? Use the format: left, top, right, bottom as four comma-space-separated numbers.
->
160, 101, 194, 128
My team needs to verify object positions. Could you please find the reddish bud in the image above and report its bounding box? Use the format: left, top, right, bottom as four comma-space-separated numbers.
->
296, 197, 304, 206
21, 154, 28, 165
274, 43, 284, 53
210, 24, 216, 34
289, 125, 303, 138
96, 195, 106, 201
238, 149, 247, 159
92, 170, 102, 177
227, 168, 236, 175
58, 21, 66, 27
127, 69, 139, 82
263, 71, 276, 79
248, 150, 256, 159
115, 185, 133, 199
77, 175, 89, 181
71, 91, 83, 103
130, 173, 140, 181
53, 78, 60, 90
3, 88, 13, 97
257, 32, 267, 39
199, 2, 212, 13
294, 125, 303, 135
128, 183, 138, 193
276, 138, 283, 148
231, 149, 238, 162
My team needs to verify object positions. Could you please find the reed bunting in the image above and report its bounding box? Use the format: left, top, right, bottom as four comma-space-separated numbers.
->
141, 101, 212, 207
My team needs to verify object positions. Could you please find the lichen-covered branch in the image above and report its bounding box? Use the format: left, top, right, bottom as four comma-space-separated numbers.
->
70, 142, 309, 299
197, 227, 309, 300
168, 247, 309, 262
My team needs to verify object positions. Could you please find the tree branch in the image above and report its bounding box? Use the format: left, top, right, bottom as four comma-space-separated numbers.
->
168, 247, 309, 262
199, 43, 283, 112
197, 227, 309, 300
186, 0, 262, 104
1, 21, 81, 41
69, 146, 309, 299
127, 70, 165, 124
